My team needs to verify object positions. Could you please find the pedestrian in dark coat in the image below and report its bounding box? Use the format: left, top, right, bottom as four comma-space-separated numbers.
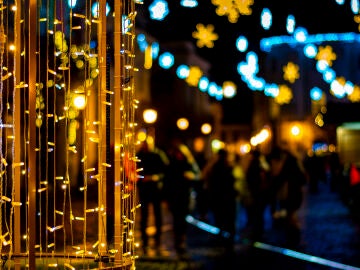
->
245, 149, 270, 240
203, 149, 237, 249
163, 137, 201, 258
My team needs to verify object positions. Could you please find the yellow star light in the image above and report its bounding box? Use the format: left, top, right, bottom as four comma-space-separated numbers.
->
283, 62, 299, 84
185, 66, 203, 87
192, 24, 219, 48
354, 14, 360, 32
348, 85, 360, 102
212, 0, 254, 23
315, 45, 337, 66
275, 84, 293, 104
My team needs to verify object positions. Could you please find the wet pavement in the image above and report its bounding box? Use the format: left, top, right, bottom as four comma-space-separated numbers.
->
135, 181, 360, 270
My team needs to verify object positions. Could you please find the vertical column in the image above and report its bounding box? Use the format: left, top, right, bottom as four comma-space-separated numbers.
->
13, 0, 22, 257
27, 0, 38, 267
113, 0, 123, 263
98, 0, 108, 257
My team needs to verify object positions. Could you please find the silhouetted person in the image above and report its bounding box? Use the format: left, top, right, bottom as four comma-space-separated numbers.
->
270, 147, 307, 247
245, 149, 270, 240
203, 149, 237, 249
137, 140, 169, 254
163, 137, 201, 258
304, 152, 326, 193
327, 151, 342, 192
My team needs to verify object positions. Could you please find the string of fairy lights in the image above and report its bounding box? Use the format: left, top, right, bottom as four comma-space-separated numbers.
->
0, 0, 5, 256
0, 0, 140, 268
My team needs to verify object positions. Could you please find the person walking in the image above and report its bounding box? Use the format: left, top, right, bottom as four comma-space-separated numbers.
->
163, 136, 201, 258
136, 139, 169, 255
268, 146, 307, 247
245, 149, 271, 241
203, 148, 237, 250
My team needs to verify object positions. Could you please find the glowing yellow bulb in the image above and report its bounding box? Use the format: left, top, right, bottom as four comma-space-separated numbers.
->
137, 130, 147, 142
143, 109, 157, 124
201, 123, 212, 135
177, 118, 189, 130
73, 95, 86, 110
291, 125, 301, 136
9, 44, 15, 51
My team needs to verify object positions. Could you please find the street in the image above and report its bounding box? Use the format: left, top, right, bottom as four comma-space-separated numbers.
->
136, 181, 360, 270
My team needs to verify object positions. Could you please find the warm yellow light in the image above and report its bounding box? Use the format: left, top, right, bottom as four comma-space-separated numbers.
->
73, 94, 86, 110
137, 129, 147, 142
250, 127, 271, 146
240, 143, 251, 154
143, 109, 157, 124
193, 137, 205, 152
201, 123, 212, 135
9, 44, 15, 51
223, 81, 237, 98
291, 125, 301, 136
211, 139, 225, 152
177, 118, 189, 130
144, 45, 153, 69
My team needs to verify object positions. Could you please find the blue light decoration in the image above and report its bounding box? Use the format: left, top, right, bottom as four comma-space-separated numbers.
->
68, 0, 76, 8
198, 77, 210, 92
310, 87, 323, 101
91, 2, 111, 18
254, 242, 360, 270
286, 15, 296, 34
137, 33, 148, 52
330, 80, 347, 98
344, 81, 354, 95
323, 68, 336, 83
351, 0, 360, 14
137, 34, 159, 59
90, 40, 97, 49
303, 44, 317, 58
335, 0, 345, 4
260, 32, 360, 52
208, 82, 223, 101
135, 33, 227, 99
158, 52, 174, 69
180, 0, 198, 8
149, 0, 169, 21
176, 65, 190, 79
316, 60, 329, 73
261, 8, 272, 30
237, 51, 267, 92
264, 84, 279, 97
293, 27, 308, 42
236, 35, 248, 52
151, 42, 160, 59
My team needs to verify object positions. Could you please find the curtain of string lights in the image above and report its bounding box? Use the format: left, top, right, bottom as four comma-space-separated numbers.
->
0, 0, 139, 269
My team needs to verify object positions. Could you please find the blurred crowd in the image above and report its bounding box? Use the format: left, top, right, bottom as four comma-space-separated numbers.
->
135, 136, 346, 259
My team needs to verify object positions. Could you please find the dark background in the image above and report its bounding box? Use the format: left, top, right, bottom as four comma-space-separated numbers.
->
136, 0, 359, 124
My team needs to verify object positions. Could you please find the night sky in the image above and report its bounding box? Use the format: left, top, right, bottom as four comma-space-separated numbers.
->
136, 0, 359, 124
